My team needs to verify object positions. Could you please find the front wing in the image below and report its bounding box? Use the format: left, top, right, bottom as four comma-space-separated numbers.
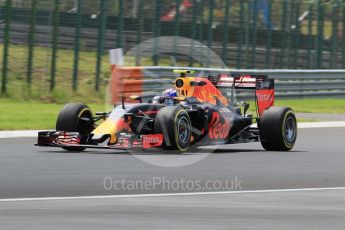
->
36, 131, 164, 150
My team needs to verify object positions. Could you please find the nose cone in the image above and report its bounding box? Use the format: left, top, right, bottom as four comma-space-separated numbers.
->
92, 118, 130, 144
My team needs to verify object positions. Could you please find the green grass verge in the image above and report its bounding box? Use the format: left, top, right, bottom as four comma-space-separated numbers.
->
275, 98, 345, 114
0, 98, 344, 130
0, 99, 106, 130
245, 98, 345, 115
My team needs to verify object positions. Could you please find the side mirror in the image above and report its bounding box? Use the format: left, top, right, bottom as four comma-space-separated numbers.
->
234, 101, 250, 116
244, 103, 249, 116
130, 95, 142, 103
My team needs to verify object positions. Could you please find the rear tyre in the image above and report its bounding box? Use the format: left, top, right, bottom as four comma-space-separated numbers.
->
56, 103, 94, 151
259, 106, 297, 151
154, 106, 191, 152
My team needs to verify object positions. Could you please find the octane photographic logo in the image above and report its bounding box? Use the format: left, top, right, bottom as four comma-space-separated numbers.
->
105, 36, 233, 167
103, 176, 243, 193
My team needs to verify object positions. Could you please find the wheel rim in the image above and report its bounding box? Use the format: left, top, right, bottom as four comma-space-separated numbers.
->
284, 116, 296, 143
177, 116, 190, 144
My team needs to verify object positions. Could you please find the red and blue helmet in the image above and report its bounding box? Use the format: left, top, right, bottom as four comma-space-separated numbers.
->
162, 88, 177, 97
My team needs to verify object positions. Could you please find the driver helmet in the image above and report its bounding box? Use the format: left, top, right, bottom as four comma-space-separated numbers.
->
162, 88, 177, 97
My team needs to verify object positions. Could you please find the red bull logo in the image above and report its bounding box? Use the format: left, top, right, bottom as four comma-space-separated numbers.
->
208, 112, 231, 139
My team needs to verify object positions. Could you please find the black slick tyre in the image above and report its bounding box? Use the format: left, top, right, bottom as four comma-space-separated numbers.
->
56, 103, 94, 151
154, 106, 192, 152
259, 106, 297, 151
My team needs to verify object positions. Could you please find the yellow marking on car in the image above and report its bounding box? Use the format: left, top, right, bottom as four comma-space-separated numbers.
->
92, 120, 118, 144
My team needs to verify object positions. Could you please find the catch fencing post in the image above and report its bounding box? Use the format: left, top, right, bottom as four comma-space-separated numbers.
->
135, 0, 144, 66
342, 4, 345, 69
207, 0, 214, 49
316, 0, 324, 69
206, 0, 214, 67
1, 0, 12, 95
251, 0, 258, 69
117, 0, 124, 49
198, 0, 205, 42
286, 0, 295, 67
174, 0, 181, 58
72, 0, 82, 91
198, 0, 205, 65
236, 0, 244, 69
189, 0, 198, 67
330, 0, 340, 68
50, 0, 60, 91
244, 1, 250, 69
221, 0, 231, 66
152, 0, 161, 66
293, 1, 301, 69
188, 0, 198, 67
279, 0, 288, 68
307, 3, 313, 69
95, 0, 107, 91
27, 0, 37, 87
265, 0, 272, 69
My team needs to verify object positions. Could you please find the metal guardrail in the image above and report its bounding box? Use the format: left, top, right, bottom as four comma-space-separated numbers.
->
117, 66, 345, 99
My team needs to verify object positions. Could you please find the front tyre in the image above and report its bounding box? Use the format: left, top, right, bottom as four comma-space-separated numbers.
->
154, 106, 192, 152
56, 103, 94, 151
259, 106, 297, 151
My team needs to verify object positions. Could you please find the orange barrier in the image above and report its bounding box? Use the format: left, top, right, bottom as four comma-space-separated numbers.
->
110, 66, 144, 104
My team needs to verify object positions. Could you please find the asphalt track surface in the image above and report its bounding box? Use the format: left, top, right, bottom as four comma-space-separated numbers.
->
1, 127, 345, 229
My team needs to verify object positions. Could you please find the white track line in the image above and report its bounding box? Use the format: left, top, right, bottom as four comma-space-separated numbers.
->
1, 121, 345, 139
1, 187, 345, 202
298, 121, 345, 128
0, 130, 44, 139
249, 121, 345, 129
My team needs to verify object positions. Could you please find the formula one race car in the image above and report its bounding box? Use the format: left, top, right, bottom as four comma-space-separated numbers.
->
36, 70, 297, 152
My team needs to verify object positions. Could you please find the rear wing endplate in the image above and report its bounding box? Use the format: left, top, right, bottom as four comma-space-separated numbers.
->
215, 74, 275, 116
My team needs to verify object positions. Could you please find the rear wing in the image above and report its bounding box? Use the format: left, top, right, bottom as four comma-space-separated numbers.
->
210, 74, 275, 116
